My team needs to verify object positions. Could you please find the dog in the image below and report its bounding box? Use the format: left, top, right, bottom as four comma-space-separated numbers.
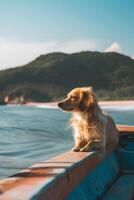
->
58, 87, 119, 152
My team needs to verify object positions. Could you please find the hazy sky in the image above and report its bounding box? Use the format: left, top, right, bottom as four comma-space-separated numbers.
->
0, 0, 134, 69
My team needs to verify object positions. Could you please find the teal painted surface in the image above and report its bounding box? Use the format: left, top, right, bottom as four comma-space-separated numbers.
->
103, 175, 134, 200
66, 134, 134, 200
116, 148, 134, 173
66, 153, 120, 200
116, 134, 134, 173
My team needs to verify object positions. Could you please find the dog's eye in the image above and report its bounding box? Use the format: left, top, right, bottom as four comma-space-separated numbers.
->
70, 96, 77, 100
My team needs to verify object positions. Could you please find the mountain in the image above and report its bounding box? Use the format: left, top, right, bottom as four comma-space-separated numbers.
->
0, 51, 134, 103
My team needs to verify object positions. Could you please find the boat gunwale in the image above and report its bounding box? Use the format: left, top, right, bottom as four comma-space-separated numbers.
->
0, 124, 134, 200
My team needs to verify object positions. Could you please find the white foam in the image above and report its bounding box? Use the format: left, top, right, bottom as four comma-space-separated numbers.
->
35, 105, 58, 109
101, 105, 134, 111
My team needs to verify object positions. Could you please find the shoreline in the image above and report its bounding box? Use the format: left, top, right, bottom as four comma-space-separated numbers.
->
25, 100, 134, 107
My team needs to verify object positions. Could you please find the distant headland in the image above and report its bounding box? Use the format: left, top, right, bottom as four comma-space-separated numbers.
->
0, 51, 134, 104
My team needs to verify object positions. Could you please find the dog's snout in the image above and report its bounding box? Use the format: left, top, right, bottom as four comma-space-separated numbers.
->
58, 102, 64, 108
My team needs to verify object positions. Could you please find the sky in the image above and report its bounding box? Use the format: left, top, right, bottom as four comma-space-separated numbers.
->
0, 0, 134, 69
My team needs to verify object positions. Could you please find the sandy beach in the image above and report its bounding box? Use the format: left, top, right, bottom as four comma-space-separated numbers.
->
25, 100, 134, 108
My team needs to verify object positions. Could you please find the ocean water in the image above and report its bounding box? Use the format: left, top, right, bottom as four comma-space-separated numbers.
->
0, 105, 134, 179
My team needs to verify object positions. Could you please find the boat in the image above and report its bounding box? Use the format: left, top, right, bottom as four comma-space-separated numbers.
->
0, 125, 134, 200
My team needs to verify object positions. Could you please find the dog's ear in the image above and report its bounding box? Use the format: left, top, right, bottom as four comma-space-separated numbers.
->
79, 91, 88, 111
79, 89, 96, 111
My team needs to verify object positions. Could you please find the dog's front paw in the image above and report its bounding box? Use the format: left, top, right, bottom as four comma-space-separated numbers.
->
80, 146, 97, 152
80, 147, 88, 152
80, 146, 92, 152
72, 146, 80, 152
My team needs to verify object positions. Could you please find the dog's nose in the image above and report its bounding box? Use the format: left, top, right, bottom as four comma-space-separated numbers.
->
58, 102, 64, 108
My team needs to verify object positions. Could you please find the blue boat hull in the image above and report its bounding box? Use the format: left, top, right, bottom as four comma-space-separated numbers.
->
67, 133, 134, 200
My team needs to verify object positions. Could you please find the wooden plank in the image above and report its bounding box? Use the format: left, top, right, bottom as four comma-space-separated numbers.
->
117, 125, 134, 133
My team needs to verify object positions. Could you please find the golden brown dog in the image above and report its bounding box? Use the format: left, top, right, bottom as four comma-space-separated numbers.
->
58, 87, 119, 152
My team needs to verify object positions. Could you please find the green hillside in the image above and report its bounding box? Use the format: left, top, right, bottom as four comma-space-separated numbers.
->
0, 51, 134, 103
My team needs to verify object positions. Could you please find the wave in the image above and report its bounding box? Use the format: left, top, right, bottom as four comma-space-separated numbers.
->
32, 105, 58, 109
101, 105, 134, 111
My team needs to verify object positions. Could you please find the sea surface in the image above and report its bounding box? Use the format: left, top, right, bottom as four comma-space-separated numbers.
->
0, 104, 134, 179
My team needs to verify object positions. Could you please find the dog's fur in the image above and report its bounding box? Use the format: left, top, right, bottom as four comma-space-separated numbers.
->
58, 87, 119, 152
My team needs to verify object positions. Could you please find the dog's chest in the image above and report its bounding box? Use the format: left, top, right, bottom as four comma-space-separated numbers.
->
73, 121, 99, 141
72, 113, 103, 141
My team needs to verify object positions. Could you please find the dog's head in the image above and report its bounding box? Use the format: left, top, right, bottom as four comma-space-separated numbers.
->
58, 87, 97, 112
